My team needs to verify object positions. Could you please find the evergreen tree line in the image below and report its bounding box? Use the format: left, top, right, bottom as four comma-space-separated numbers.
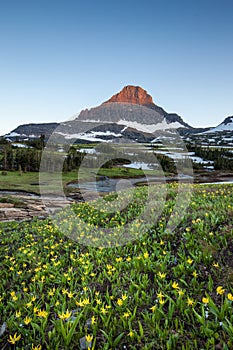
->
0, 145, 42, 172
1, 137, 233, 173
0, 141, 85, 173
188, 145, 233, 170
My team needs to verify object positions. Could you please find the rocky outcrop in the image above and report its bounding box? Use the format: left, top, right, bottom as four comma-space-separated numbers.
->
0, 194, 73, 222
0, 205, 46, 221
104, 85, 166, 115
105, 85, 154, 106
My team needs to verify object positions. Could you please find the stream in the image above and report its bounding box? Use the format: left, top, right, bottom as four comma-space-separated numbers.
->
0, 176, 232, 200
67, 174, 206, 194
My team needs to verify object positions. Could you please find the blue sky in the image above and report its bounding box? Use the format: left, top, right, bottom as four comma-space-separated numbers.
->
0, 0, 233, 135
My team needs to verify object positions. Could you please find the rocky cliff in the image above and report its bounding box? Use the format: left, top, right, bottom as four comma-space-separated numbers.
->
106, 85, 153, 105
104, 85, 166, 115
4, 86, 193, 143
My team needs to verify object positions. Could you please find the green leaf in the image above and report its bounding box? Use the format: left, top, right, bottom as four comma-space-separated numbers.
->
112, 332, 124, 347
138, 321, 144, 338
193, 309, 205, 326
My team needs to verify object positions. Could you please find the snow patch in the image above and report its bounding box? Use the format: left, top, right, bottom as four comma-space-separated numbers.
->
55, 130, 123, 142
123, 162, 154, 170
88, 131, 122, 137
203, 118, 233, 133
12, 143, 32, 148
116, 119, 185, 133
79, 148, 97, 154
4, 132, 21, 138
77, 119, 112, 124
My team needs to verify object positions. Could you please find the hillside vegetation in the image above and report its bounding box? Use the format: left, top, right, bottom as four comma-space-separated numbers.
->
0, 183, 233, 349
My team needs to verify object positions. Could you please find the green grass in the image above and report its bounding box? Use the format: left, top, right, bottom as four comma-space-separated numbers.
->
0, 183, 233, 349
0, 171, 41, 193
97, 167, 160, 178
0, 168, 161, 195
0, 170, 99, 194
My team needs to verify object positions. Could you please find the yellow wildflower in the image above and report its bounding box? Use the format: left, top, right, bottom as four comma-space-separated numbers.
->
122, 294, 127, 301
156, 291, 164, 299
172, 281, 179, 289
128, 331, 134, 337
8, 333, 21, 344
187, 297, 195, 306
40, 276, 45, 283
187, 258, 193, 264
177, 289, 184, 296
216, 286, 225, 295
48, 288, 55, 296
159, 298, 165, 305
202, 297, 209, 304
117, 298, 123, 306
37, 309, 48, 318
150, 305, 156, 312
76, 300, 84, 307
213, 262, 219, 268
157, 272, 166, 279
85, 334, 93, 343
16, 310, 21, 318
32, 344, 42, 350
100, 307, 107, 314
58, 310, 72, 320
83, 298, 90, 305
227, 293, 233, 301
116, 257, 123, 262
24, 316, 32, 325
192, 271, 198, 278
67, 292, 74, 298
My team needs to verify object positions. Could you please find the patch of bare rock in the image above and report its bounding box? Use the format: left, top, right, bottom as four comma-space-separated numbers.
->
0, 194, 73, 222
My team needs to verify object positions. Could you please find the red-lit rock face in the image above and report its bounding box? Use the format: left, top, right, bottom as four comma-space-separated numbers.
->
105, 85, 154, 106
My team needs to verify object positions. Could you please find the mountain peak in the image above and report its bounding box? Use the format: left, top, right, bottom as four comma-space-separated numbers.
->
105, 85, 154, 106
222, 116, 233, 125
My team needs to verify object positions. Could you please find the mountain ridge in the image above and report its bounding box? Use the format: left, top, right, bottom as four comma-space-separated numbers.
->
105, 85, 155, 105
2, 85, 231, 144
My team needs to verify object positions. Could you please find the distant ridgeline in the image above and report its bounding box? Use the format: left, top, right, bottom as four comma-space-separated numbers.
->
3, 86, 193, 144
1, 86, 232, 172
4, 123, 59, 142
3, 86, 233, 145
